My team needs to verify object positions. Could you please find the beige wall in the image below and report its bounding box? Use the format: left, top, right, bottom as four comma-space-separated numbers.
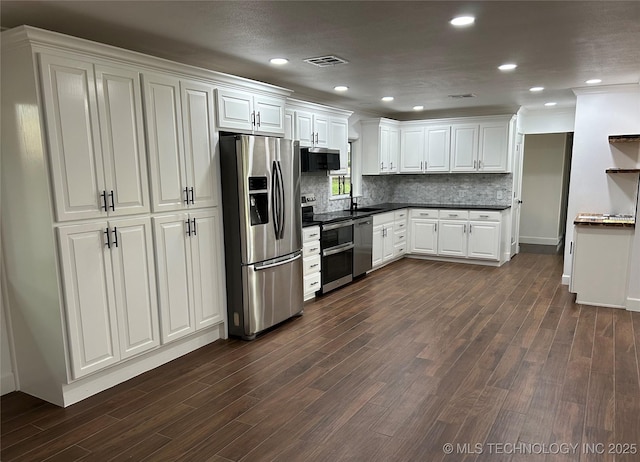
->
520, 133, 570, 246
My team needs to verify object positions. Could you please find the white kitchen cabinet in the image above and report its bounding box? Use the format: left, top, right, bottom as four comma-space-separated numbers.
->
153, 209, 225, 344
393, 209, 408, 257
400, 126, 425, 172
39, 54, 149, 221
438, 220, 468, 257
144, 74, 219, 212
450, 123, 479, 172
362, 118, 400, 174
372, 212, 396, 267
467, 221, 501, 260
479, 121, 509, 172
410, 218, 438, 255
425, 125, 451, 172
287, 100, 352, 170
284, 108, 295, 140
57, 217, 159, 379
302, 225, 321, 300
215, 88, 285, 136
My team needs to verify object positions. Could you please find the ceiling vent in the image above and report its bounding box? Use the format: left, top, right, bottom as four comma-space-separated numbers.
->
448, 93, 476, 99
304, 55, 349, 67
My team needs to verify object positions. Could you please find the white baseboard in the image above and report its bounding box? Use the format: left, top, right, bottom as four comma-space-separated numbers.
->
562, 274, 571, 286
1, 371, 16, 395
520, 236, 560, 246
627, 297, 640, 312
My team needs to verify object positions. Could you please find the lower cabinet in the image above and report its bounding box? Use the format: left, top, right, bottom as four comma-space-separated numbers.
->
410, 219, 438, 255
153, 209, 225, 344
302, 226, 321, 300
57, 217, 159, 379
373, 212, 396, 268
467, 220, 501, 260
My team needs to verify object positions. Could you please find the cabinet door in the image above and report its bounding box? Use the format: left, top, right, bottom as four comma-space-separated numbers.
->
181, 80, 219, 208
329, 117, 349, 173
379, 126, 390, 172
314, 114, 329, 147
382, 225, 396, 262
387, 127, 399, 173
450, 124, 479, 172
410, 219, 438, 255
189, 210, 225, 329
425, 125, 451, 172
468, 221, 501, 260
95, 65, 150, 217
372, 224, 384, 267
153, 214, 195, 343
39, 54, 106, 222
295, 110, 314, 147
284, 109, 295, 141
254, 95, 285, 136
438, 220, 467, 257
215, 88, 253, 132
479, 122, 509, 172
400, 127, 425, 173
57, 222, 120, 378
143, 73, 187, 212
109, 217, 160, 359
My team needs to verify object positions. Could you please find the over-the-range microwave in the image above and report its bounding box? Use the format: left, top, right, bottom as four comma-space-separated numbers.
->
301, 147, 340, 172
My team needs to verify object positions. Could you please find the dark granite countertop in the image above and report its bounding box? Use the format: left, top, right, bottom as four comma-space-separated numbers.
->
303, 202, 510, 227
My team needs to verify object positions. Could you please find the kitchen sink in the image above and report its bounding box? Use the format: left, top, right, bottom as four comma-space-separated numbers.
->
344, 207, 382, 212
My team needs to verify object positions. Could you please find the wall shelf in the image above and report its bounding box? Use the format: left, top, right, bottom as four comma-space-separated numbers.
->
605, 168, 640, 173
608, 134, 640, 143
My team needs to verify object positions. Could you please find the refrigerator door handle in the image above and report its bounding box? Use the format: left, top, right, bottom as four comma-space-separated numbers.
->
271, 161, 280, 238
277, 160, 285, 239
254, 252, 302, 271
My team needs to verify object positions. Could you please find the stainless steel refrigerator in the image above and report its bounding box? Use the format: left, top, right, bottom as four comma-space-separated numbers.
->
219, 134, 303, 339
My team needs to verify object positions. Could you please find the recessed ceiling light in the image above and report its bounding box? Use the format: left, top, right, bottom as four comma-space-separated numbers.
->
529, 86, 544, 92
498, 63, 518, 71
545, 102, 557, 107
450, 16, 475, 27
381, 96, 394, 102
334, 85, 349, 92
413, 105, 424, 111
585, 79, 602, 84
269, 58, 288, 65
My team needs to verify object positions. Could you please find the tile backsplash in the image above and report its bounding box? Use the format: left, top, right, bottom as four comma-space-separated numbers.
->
302, 173, 512, 213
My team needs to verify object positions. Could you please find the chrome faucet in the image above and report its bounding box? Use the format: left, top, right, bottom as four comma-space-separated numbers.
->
349, 189, 358, 212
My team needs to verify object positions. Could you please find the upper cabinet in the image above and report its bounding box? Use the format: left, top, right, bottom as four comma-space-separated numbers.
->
216, 88, 285, 136
143, 73, 219, 213
39, 53, 150, 222
361, 118, 400, 174
366, 115, 514, 175
286, 99, 353, 171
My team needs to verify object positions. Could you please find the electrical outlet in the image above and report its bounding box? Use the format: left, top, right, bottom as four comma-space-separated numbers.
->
496, 190, 504, 200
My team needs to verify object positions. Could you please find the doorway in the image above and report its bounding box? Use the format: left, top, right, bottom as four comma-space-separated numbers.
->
518, 133, 573, 254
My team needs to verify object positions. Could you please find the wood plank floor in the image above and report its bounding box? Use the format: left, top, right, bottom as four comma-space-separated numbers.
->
2, 254, 639, 461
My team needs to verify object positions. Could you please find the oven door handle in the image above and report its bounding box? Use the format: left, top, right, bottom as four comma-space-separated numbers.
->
322, 243, 354, 257
322, 220, 354, 231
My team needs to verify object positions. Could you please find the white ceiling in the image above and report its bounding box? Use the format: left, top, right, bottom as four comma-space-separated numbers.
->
2, 1, 639, 119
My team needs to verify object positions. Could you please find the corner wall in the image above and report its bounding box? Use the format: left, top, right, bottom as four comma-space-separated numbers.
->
562, 85, 640, 311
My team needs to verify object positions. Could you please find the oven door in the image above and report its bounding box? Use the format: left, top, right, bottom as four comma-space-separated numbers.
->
321, 220, 353, 249
321, 243, 354, 293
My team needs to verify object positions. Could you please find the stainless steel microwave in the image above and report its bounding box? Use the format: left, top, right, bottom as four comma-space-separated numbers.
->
301, 147, 340, 172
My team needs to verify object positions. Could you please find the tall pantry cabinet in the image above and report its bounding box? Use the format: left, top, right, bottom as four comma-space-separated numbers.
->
1, 26, 232, 406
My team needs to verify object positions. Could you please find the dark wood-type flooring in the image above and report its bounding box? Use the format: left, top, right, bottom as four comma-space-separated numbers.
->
2, 254, 640, 461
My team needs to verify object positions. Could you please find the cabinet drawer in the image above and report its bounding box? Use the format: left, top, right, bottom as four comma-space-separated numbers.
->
373, 211, 394, 225
303, 225, 320, 242
303, 254, 321, 276
303, 240, 320, 257
394, 230, 407, 244
394, 219, 407, 231
468, 210, 501, 221
394, 209, 408, 221
410, 209, 438, 219
439, 210, 469, 220
394, 243, 407, 256
304, 273, 321, 294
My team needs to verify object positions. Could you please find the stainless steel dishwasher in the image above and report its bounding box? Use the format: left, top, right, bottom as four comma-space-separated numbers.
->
353, 216, 373, 277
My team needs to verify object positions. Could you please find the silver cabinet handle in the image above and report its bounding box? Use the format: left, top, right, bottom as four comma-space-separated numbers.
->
474, 160, 477, 169
310, 247, 318, 252
308, 233, 318, 238
479, 160, 483, 169
449, 214, 458, 217
420, 161, 423, 171
380, 162, 384, 170
256, 111, 261, 127
435, 223, 437, 232
251, 111, 256, 127
464, 224, 467, 233
310, 263, 319, 268
310, 281, 319, 286
419, 213, 430, 216
480, 214, 489, 218
390, 162, 394, 169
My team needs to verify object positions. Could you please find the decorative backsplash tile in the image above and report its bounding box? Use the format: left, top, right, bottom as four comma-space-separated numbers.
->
302, 173, 513, 213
